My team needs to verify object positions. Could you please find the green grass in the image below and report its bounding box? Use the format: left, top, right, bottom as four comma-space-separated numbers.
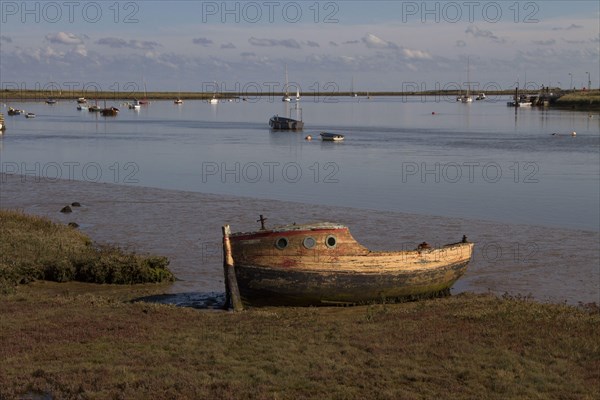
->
554, 90, 600, 110
0, 289, 598, 399
0, 209, 174, 292
1, 210, 598, 399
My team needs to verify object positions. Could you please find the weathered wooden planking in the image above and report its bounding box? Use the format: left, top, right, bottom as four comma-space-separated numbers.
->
226, 221, 473, 306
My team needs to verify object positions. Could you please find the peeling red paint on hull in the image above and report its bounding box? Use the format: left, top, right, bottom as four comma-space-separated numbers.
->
228, 221, 474, 306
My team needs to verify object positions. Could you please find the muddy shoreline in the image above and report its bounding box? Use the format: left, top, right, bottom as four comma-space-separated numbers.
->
1, 172, 598, 305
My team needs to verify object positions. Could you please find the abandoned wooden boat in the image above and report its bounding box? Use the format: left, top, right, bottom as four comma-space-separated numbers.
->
225, 218, 474, 306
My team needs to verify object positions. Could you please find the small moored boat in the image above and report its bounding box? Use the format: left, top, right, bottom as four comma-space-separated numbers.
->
320, 132, 344, 142
77, 97, 87, 104
100, 107, 119, 116
128, 100, 141, 110
0, 113, 5, 131
25, 112, 36, 118
224, 218, 474, 306
7, 107, 23, 116
269, 115, 304, 130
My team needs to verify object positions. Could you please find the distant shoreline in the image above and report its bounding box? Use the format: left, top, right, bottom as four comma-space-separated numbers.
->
0, 88, 576, 100
3, 89, 597, 110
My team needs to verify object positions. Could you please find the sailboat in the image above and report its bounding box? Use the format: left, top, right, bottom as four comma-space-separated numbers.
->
46, 85, 57, 104
174, 85, 183, 104
282, 65, 291, 102
295, 88, 301, 101
460, 57, 473, 103
209, 81, 219, 104
351, 76, 358, 97
138, 82, 149, 105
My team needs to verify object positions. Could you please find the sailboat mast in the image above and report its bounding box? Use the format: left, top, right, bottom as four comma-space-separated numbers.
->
466, 56, 470, 97
284, 64, 289, 97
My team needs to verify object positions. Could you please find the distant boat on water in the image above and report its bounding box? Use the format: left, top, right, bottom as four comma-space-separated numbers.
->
25, 112, 36, 118
269, 115, 304, 130
138, 83, 149, 105
7, 107, 23, 116
77, 97, 87, 104
320, 132, 344, 142
45, 98, 57, 105
101, 104, 119, 116
0, 113, 6, 131
128, 99, 141, 110
459, 57, 473, 103
270, 100, 303, 131
77, 104, 88, 111
174, 98, 183, 104
507, 87, 532, 107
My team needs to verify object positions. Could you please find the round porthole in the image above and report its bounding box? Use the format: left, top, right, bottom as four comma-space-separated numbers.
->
303, 237, 316, 249
325, 235, 337, 248
275, 237, 289, 250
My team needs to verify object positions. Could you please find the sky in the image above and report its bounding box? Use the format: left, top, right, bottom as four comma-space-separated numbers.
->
1, 0, 598, 94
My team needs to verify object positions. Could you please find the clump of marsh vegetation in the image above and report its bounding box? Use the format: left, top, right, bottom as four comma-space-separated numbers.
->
0, 210, 173, 292
555, 89, 600, 110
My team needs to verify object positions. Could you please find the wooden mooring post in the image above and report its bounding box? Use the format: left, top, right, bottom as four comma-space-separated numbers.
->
222, 225, 243, 312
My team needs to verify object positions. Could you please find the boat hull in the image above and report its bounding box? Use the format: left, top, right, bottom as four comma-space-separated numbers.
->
269, 116, 304, 131
235, 260, 468, 306
228, 222, 473, 306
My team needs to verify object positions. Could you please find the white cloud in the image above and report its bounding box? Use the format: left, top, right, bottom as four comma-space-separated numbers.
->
533, 39, 556, 46
361, 33, 398, 50
96, 37, 160, 50
45, 32, 84, 45
248, 37, 301, 49
192, 37, 213, 46
465, 25, 506, 44
401, 48, 432, 60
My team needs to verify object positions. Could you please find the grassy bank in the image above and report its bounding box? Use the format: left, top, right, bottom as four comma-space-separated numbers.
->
1, 209, 598, 399
0, 210, 174, 292
2, 89, 542, 102
0, 288, 598, 399
553, 90, 600, 111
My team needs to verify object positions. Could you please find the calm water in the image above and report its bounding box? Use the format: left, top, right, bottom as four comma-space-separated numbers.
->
1, 97, 599, 231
